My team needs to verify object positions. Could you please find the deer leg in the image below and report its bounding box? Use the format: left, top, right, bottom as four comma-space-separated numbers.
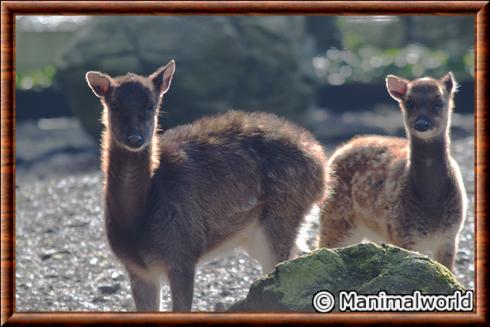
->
168, 264, 195, 312
242, 224, 278, 274
128, 272, 161, 312
319, 205, 361, 248
318, 191, 364, 248
434, 237, 457, 272
258, 205, 309, 272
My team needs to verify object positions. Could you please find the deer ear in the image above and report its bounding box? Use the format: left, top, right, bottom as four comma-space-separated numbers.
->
150, 60, 176, 97
441, 72, 456, 93
386, 75, 409, 102
86, 71, 113, 98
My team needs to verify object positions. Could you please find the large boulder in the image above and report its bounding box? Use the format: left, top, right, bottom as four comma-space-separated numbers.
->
229, 243, 464, 312
55, 16, 317, 140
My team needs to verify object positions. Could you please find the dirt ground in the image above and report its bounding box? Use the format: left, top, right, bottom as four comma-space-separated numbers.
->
15, 112, 475, 311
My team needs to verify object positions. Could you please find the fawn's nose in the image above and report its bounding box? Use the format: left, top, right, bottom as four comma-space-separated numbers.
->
414, 116, 433, 132
127, 134, 144, 148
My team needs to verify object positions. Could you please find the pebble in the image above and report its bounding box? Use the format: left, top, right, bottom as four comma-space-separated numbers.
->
98, 284, 121, 295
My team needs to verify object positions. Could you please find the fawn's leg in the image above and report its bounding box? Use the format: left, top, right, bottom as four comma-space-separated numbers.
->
319, 196, 361, 248
129, 272, 161, 311
433, 236, 457, 272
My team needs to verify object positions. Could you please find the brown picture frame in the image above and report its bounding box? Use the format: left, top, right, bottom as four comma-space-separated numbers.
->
1, 1, 488, 325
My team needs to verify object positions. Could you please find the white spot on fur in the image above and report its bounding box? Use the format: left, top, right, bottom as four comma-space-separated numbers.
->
241, 224, 277, 274
296, 205, 319, 252
198, 220, 259, 264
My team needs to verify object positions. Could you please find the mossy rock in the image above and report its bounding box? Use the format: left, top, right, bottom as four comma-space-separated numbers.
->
229, 243, 464, 312
55, 16, 317, 141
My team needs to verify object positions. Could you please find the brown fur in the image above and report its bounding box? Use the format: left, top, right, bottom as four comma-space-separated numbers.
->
86, 60, 327, 311
319, 73, 467, 271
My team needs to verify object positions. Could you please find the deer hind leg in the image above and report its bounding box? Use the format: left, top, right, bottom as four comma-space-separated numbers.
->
433, 235, 457, 272
128, 272, 161, 312
408, 232, 457, 272
241, 224, 278, 274
319, 196, 361, 248
245, 203, 311, 274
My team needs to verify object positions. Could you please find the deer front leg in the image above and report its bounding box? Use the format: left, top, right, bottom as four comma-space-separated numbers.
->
434, 237, 457, 272
168, 263, 195, 312
128, 272, 161, 311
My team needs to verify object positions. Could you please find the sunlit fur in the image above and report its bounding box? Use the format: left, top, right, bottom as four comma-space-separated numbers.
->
318, 73, 466, 272
87, 62, 328, 311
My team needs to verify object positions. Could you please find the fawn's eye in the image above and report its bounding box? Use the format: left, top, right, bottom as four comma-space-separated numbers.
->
146, 104, 154, 112
433, 100, 443, 111
404, 99, 414, 110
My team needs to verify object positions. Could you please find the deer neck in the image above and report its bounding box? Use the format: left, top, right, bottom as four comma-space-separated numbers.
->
103, 132, 155, 229
407, 133, 451, 204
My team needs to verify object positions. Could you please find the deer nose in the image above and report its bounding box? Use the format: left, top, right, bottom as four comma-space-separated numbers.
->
414, 116, 432, 132
127, 134, 144, 148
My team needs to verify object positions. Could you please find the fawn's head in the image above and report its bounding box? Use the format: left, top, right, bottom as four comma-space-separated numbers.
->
85, 60, 176, 151
386, 72, 456, 141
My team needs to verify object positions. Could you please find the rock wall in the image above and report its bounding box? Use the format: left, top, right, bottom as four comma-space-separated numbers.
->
56, 16, 317, 140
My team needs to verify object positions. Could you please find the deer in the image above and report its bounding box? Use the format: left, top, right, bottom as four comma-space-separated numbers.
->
85, 60, 328, 311
318, 72, 467, 272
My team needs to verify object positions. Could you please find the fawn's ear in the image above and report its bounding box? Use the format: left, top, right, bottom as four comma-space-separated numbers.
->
85, 71, 113, 98
440, 72, 457, 94
150, 60, 176, 97
386, 75, 409, 102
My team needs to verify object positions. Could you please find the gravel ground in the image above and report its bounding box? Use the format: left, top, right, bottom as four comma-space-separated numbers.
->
15, 113, 475, 311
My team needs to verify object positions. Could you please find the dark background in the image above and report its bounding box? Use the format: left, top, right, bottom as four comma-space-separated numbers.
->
15, 17, 475, 311
15, 16, 474, 174
16, 16, 474, 123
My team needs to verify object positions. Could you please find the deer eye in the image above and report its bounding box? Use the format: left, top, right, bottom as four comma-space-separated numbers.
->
404, 99, 414, 110
146, 104, 154, 112
433, 100, 443, 111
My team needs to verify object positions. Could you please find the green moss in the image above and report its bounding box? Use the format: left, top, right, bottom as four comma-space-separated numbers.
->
229, 242, 466, 312
271, 249, 347, 310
